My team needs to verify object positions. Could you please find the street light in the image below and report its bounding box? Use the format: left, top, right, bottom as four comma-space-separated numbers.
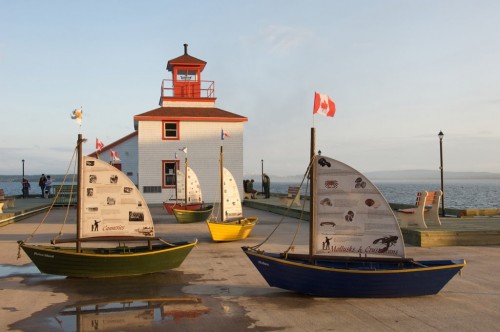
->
22, 159, 25, 179
438, 131, 445, 217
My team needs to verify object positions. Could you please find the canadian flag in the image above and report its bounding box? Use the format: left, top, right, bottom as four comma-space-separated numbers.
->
96, 138, 104, 151
110, 150, 120, 161
313, 92, 336, 117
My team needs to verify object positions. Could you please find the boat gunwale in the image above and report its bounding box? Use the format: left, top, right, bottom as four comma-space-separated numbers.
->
20, 239, 198, 258
242, 247, 466, 274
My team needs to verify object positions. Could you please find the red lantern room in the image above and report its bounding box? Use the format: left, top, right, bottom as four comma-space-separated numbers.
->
159, 44, 216, 106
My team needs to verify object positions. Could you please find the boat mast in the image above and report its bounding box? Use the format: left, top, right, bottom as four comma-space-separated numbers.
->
309, 127, 315, 258
184, 156, 188, 205
220, 145, 224, 221
76, 134, 83, 252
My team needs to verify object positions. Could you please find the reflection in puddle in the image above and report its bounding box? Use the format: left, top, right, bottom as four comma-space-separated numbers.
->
8, 271, 258, 331
55, 297, 209, 331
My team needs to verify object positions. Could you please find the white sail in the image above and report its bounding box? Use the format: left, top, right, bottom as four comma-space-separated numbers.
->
176, 167, 202, 203
222, 167, 242, 221
176, 169, 184, 200
81, 157, 155, 238
314, 156, 405, 258
186, 167, 203, 203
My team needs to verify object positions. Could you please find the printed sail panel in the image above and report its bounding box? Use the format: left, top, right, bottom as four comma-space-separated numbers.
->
313, 156, 405, 258
81, 157, 155, 238
222, 167, 242, 221
186, 167, 203, 203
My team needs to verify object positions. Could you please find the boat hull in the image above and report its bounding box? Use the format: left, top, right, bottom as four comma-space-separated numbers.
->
206, 216, 258, 242
163, 202, 203, 215
172, 206, 213, 223
19, 240, 197, 278
241, 247, 465, 298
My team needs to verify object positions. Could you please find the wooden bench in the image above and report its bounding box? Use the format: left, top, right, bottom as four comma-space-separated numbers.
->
395, 191, 442, 228
279, 186, 301, 207
0, 188, 16, 213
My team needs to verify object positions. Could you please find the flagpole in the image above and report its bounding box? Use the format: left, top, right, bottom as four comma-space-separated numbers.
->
78, 106, 83, 135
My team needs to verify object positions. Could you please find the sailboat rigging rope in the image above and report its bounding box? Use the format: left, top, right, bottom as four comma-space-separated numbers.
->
52, 148, 79, 243
19, 146, 78, 248
249, 155, 315, 253
209, 155, 222, 222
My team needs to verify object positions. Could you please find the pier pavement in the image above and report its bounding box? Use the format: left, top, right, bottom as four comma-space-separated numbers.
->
0, 198, 499, 331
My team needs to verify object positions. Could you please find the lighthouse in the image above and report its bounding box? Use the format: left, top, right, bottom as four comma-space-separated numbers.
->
133, 44, 248, 204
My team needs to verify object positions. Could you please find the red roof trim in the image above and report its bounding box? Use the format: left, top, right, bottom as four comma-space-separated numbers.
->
87, 131, 138, 158
135, 116, 247, 122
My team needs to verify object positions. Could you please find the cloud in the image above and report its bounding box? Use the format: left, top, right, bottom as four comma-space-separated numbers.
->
244, 24, 312, 55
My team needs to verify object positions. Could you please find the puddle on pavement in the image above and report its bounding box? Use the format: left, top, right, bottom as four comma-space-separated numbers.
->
7, 270, 266, 331
0, 263, 63, 280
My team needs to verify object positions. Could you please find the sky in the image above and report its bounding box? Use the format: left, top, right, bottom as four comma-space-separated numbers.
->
1, 0, 499, 177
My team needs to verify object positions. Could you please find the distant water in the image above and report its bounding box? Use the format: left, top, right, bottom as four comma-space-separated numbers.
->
2, 179, 499, 209
1, 181, 69, 197
252, 179, 500, 210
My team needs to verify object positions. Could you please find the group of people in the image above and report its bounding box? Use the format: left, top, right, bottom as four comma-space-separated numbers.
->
243, 174, 271, 199
20, 174, 52, 198
38, 174, 52, 198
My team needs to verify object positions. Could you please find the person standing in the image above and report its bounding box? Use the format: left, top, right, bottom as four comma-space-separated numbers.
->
22, 178, 31, 198
263, 173, 271, 199
44, 175, 52, 198
38, 174, 47, 198
248, 179, 257, 199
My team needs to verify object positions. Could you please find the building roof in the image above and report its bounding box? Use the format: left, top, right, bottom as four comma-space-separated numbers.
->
87, 131, 138, 158
133, 107, 248, 123
167, 44, 207, 71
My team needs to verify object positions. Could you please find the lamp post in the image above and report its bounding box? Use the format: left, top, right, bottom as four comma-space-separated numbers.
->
438, 131, 445, 217
22, 159, 25, 179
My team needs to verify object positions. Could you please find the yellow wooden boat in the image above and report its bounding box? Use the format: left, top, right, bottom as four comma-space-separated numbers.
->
206, 216, 258, 241
206, 144, 258, 241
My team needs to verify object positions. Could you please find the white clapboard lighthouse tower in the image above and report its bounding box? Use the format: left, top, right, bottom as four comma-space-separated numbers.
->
134, 44, 248, 204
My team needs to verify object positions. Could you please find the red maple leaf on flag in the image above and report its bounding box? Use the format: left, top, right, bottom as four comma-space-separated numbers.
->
313, 92, 336, 117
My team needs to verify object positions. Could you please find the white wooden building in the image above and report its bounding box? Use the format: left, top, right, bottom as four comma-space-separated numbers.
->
91, 44, 248, 204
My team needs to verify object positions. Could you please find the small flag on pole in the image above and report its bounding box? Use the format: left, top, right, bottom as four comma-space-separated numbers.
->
221, 129, 230, 140
110, 150, 120, 161
71, 108, 83, 124
179, 147, 187, 154
313, 92, 336, 117
96, 138, 104, 151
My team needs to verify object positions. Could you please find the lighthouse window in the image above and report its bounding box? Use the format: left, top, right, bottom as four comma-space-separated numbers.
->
163, 121, 179, 140
176, 69, 197, 81
163, 160, 179, 187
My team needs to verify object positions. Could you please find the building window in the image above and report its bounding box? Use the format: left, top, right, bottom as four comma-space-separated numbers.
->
176, 69, 198, 81
163, 121, 179, 140
163, 160, 179, 188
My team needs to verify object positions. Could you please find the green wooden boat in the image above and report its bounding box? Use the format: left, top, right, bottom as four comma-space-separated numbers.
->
18, 240, 197, 278
172, 205, 214, 223
18, 134, 197, 278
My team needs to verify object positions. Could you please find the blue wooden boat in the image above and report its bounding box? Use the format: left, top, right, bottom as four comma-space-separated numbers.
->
242, 128, 465, 297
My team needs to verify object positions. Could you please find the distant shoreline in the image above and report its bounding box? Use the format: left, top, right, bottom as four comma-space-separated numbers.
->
244, 170, 500, 182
